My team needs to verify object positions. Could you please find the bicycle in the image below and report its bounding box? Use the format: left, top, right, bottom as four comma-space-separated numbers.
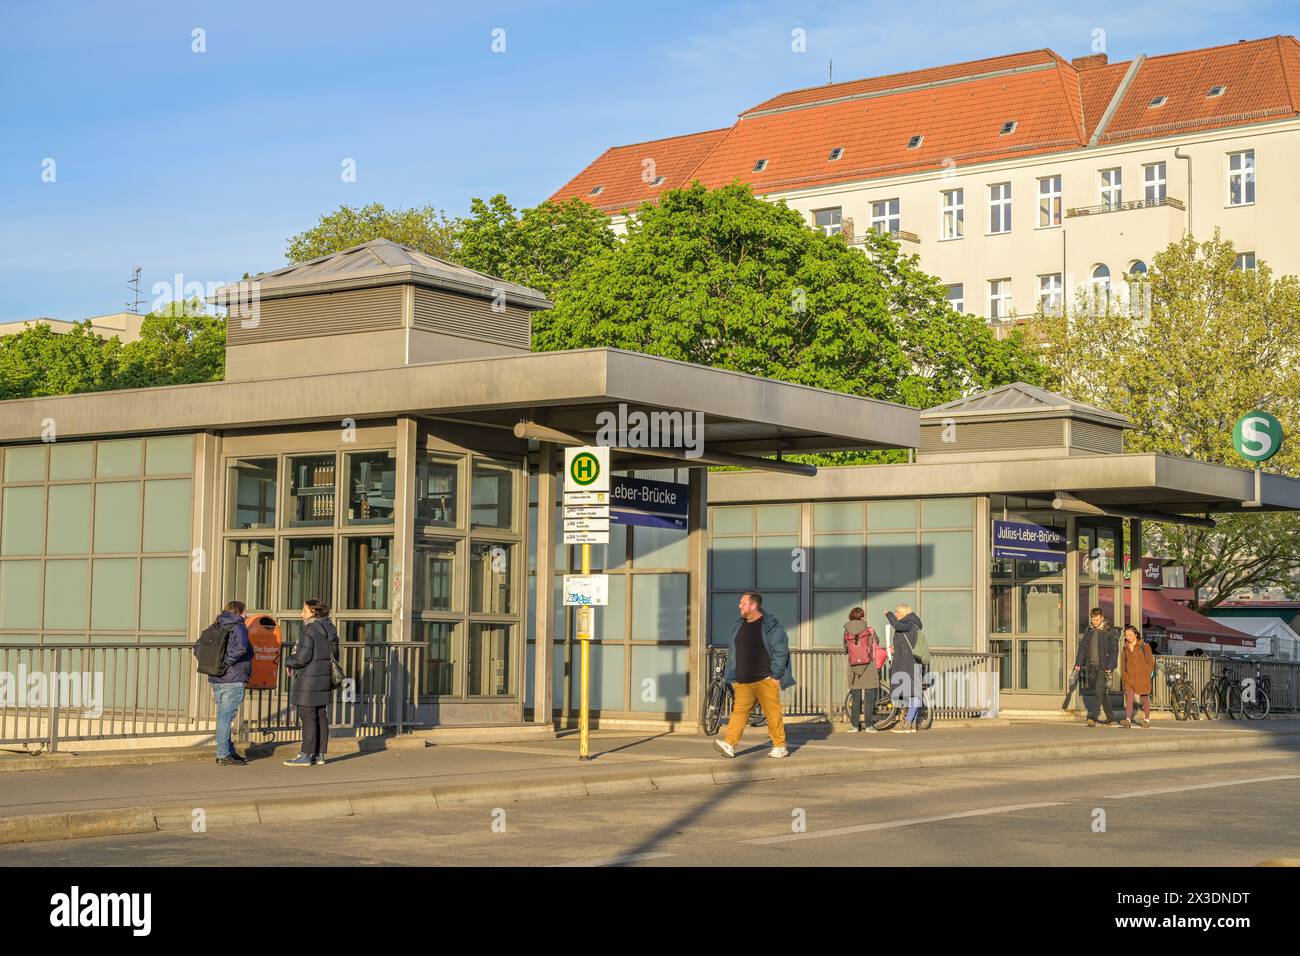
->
1199, 658, 1241, 720
701, 648, 770, 736
1239, 660, 1272, 721
1160, 661, 1199, 721
845, 667, 934, 731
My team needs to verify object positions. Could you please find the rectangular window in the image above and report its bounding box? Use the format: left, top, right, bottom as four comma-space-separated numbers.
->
227, 457, 277, 530
988, 279, 1012, 320
471, 461, 514, 530
286, 454, 336, 527
1038, 273, 1063, 315
945, 284, 964, 313
1144, 162, 1166, 203
226, 539, 276, 610
1234, 252, 1256, 271
414, 538, 458, 612
1228, 150, 1255, 206
419, 620, 457, 695
470, 541, 514, 614
416, 454, 459, 527
1100, 167, 1122, 209
940, 189, 964, 239
813, 207, 842, 236
467, 623, 512, 696
285, 538, 333, 609
345, 450, 396, 525
345, 536, 391, 610
1037, 175, 1062, 226
988, 182, 1011, 234
870, 198, 900, 235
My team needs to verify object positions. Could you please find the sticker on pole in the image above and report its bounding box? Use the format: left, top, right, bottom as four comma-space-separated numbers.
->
1233, 411, 1284, 463
564, 574, 609, 606
565, 445, 610, 493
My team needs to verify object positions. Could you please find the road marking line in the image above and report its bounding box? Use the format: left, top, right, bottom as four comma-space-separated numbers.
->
550, 851, 675, 867
1102, 774, 1300, 799
743, 801, 1064, 845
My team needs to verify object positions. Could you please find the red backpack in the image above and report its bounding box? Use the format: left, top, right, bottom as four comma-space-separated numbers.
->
844, 626, 880, 667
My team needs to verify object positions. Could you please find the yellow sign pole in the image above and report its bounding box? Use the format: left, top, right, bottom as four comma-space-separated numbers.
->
578, 542, 592, 760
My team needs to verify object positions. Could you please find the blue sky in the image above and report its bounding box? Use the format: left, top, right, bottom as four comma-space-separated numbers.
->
1, 0, 1296, 322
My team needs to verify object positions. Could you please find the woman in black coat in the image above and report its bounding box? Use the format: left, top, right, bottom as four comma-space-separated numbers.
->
283, 598, 340, 766
885, 605, 924, 733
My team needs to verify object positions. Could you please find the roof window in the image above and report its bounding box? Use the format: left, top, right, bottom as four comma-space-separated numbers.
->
753, 158, 768, 171
828, 146, 844, 161
650, 175, 666, 186
907, 135, 923, 149
1000, 120, 1017, 135
1148, 95, 1167, 108
589, 185, 604, 196
1207, 84, 1226, 97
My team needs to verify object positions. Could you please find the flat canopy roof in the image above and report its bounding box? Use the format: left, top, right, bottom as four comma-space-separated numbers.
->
709, 453, 1300, 515
0, 348, 918, 457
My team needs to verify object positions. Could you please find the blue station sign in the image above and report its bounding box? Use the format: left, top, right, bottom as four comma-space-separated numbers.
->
992, 519, 1066, 563
610, 476, 688, 530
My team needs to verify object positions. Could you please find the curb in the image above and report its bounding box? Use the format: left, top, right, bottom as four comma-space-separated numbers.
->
2, 729, 1296, 847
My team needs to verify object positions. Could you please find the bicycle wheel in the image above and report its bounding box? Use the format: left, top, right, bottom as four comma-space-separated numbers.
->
1226, 682, 1242, 720
842, 691, 856, 725
872, 692, 900, 731
917, 701, 934, 731
702, 680, 727, 736
1200, 683, 1220, 720
1242, 688, 1270, 721
1170, 686, 1190, 721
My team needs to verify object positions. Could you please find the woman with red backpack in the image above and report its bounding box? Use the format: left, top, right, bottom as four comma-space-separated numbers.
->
843, 607, 882, 733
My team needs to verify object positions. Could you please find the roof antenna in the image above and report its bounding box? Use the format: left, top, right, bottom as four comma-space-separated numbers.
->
124, 265, 144, 314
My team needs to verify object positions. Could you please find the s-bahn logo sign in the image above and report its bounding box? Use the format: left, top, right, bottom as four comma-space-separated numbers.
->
565, 446, 610, 493
1233, 411, 1284, 463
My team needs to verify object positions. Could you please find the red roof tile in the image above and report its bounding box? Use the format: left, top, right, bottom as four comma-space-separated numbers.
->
547, 128, 729, 211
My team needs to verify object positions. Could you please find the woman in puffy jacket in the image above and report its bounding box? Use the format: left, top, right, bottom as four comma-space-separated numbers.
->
843, 607, 881, 733
283, 598, 340, 766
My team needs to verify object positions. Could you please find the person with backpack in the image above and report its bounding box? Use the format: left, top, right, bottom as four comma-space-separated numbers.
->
843, 607, 882, 733
885, 605, 929, 734
1074, 607, 1120, 726
282, 598, 340, 766
193, 600, 254, 765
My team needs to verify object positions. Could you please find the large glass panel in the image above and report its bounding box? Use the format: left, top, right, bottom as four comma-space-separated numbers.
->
866, 532, 917, 589
920, 531, 972, 587
1, 486, 45, 555
631, 573, 687, 642
630, 644, 689, 713
286, 454, 337, 527
44, 560, 89, 630
471, 461, 514, 530
814, 501, 864, 531
1076, 528, 1096, 576
346, 450, 396, 525
756, 535, 799, 589
756, 504, 799, 533
631, 525, 688, 569
285, 538, 333, 609
992, 556, 1014, 580
413, 538, 457, 612
470, 541, 514, 614
992, 585, 1014, 633
96, 439, 142, 478
417, 620, 456, 696
49, 443, 93, 480
139, 556, 188, 632
91, 558, 138, 630
865, 589, 919, 631
763, 592, 799, 636
711, 537, 754, 589
586, 523, 627, 570
814, 533, 864, 588
1095, 527, 1119, 578
813, 591, 859, 646
574, 642, 625, 710
4, 445, 46, 482
138, 556, 189, 632
46, 484, 92, 555
94, 482, 141, 553
227, 457, 277, 530
569, 572, 626, 641
346, 536, 392, 610
467, 623, 512, 696
710, 593, 743, 647
1020, 583, 1064, 634
711, 506, 754, 534
990, 639, 1013, 690
919, 590, 974, 646
867, 499, 918, 530
0, 561, 41, 627
1098, 585, 1117, 626
145, 435, 194, 475
1019, 639, 1064, 691
415, 454, 459, 527
225, 539, 275, 611
143, 479, 192, 552
921, 498, 973, 528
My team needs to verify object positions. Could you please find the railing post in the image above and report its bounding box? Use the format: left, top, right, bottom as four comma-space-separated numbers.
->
48, 647, 61, 754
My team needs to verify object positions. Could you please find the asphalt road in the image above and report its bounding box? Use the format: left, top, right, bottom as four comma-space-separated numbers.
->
5, 746, 1298, 866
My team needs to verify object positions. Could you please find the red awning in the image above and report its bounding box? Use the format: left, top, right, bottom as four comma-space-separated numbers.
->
1123, 587, 1255, 642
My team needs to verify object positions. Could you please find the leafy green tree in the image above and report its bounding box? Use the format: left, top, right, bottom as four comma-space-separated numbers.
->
285, 202, 457, 263
0, 321, 121, 399
1041, 231, 1300, 608
454, 195, 616, 298
115, 299, 225, 388
535, 182, 1044, 422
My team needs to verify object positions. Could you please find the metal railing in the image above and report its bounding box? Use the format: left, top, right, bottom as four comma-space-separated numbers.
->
1150, 654, 1300, 714
1066, 196, 1184, 218
0, 641, 425, 752
705, 646, 1003, 722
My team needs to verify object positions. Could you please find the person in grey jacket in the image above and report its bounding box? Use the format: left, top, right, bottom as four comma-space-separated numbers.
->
885, 606, 924, 733
283, 598, 340, 766
843, 607, 880, 733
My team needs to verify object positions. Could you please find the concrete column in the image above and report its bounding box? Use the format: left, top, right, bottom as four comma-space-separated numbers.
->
687, 467, 709, 726
532, 442, 557, 725
1129, 517, 1143, 637
393, 417, 418, 647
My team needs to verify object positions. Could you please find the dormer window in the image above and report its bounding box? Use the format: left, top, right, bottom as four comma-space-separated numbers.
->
828, 146, 844, 161
1000, 120, 1017, 135
907, 135, 923, 149
753, 158, 768, 172
589, 185, 604, 196
1207, 84, 1226, 97
1148, 95, 1167, 108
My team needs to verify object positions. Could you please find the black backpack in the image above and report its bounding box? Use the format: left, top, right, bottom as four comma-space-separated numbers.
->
195, 621, 235, 676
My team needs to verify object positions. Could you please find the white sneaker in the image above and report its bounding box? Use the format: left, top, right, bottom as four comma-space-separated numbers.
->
714, 738, 736, 758
863, 726, 879, 734
768, 746, 789, 758
845, 726, 860, 734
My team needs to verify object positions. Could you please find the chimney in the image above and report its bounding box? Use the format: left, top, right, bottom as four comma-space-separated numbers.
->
1071, 53, 1109, 71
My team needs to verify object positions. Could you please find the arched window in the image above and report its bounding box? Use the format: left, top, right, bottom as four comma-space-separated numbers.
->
1127, 260, 1147, 277
1091, 264, 1111, 286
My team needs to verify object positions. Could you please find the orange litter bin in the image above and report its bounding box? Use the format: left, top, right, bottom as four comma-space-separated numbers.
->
244, 614, 282, 690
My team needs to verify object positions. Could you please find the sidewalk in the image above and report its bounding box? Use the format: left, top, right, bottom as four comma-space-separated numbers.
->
2, 719, 1298, 846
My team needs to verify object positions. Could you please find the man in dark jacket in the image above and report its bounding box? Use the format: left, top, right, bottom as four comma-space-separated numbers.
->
283, 599, 340, 766
715, 592, 795, 759
1074, 607, 1120, 726
194, 601, 253, 765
